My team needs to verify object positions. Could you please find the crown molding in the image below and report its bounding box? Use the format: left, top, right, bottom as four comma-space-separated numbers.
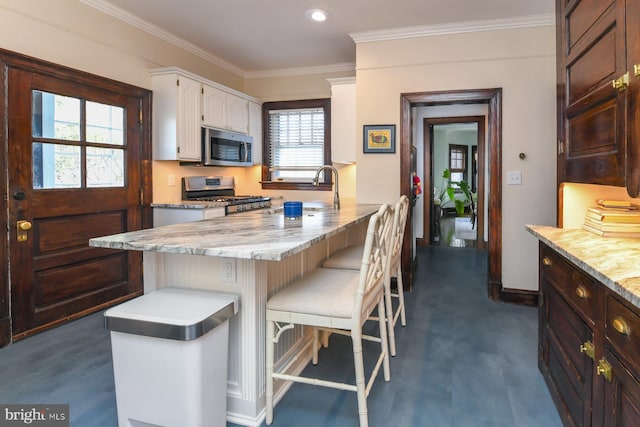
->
350, 13, 555, 43
244, 62, 356, 79
80, 0, 245, 77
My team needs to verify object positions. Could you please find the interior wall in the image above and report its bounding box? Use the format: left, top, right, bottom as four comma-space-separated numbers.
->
355, 24, 557, 291
0, 0, 243, 90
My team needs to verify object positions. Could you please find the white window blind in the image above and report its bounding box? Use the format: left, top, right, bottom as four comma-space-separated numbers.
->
268, 107, 325, 181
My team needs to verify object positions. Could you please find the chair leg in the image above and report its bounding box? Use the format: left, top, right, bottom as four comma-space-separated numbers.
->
377, 297, 391, 382
396, 262, 407, 327
266, 319, 275, 425
313, 327, 319, 365
351, 329, 369, 427
384, 273, 397, 357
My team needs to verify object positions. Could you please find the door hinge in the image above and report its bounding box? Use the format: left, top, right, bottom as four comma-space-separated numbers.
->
558, 140, 565, 155
140, 189, 144, 205
201, 87, 204, 94
138, 108, 143, 125
176, 78, 180, 86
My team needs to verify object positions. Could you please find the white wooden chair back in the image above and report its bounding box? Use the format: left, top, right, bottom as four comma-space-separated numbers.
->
390, 195, 410, 263
353, 204, 392, 324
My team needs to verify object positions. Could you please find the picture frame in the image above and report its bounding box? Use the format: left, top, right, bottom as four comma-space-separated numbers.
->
363, 124, 395, 153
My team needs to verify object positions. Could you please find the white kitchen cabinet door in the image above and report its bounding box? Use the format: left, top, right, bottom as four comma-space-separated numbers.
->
227, 94, 249, 134
203, 85, 249, 134
202, 84, 227, 130
249, 101, 262, 164
329, 77, 356, 164
177, 76, 202, 160
151, 73, 202, 161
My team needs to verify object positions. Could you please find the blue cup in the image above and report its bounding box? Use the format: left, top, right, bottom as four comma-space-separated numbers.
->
283, 201, 303, 220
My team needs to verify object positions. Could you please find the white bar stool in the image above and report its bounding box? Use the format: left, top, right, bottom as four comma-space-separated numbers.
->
323, 195, 409, 356
265, 204, 393, 427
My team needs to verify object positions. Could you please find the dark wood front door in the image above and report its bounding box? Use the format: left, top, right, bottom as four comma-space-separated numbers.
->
7, 65, 147, 339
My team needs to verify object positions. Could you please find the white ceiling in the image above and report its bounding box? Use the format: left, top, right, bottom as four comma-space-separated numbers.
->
83, 0, 554, 77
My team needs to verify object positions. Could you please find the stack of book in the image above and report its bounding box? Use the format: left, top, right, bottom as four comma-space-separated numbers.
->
583, 199, 640, 237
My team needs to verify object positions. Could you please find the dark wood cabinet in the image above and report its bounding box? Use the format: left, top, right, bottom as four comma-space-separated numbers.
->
539, 242, 640, 426
556, 0, 640, 197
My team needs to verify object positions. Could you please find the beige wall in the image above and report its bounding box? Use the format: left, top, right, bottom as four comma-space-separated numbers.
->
355, 25, 557, 291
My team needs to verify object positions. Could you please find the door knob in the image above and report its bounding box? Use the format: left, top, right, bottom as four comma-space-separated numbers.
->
17, 220, 32, 242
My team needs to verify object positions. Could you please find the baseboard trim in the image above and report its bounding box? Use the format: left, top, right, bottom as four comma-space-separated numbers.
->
501, 288, 539, 307
0, 317, 10, 348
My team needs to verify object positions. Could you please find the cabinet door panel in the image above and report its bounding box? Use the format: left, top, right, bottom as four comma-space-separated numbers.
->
558, 0, 627, 187
542, 282, 593, 427
626, 0, 640, 197
567, 0, 613, 48
603, 348, 640, 427
202, 85, 227, 129
177, 76, 202, 161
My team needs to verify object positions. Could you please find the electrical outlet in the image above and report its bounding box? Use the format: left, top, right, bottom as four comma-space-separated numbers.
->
507, 171, 522, 185
168, 174, 176, 186
221, 258, 236, 282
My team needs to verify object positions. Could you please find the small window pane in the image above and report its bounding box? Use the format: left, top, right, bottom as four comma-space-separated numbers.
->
32, 142, 81, 189
86, 101, 124, 145
32, 91, 81, 141
87, 147, 124, 187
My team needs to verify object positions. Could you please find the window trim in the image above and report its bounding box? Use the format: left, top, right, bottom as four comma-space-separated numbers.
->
261, 98, 331, 191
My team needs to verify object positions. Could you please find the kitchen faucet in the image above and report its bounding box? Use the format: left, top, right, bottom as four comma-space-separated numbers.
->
313, 165, 340, 209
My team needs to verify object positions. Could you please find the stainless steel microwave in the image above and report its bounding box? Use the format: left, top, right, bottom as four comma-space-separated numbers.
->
202, 127, 253, 167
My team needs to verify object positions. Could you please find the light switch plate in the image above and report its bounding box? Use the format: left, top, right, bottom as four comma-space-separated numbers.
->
507, 171, 522, 185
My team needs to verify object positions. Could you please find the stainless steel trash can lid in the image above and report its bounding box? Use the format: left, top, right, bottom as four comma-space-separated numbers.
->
104, 288, 238, 341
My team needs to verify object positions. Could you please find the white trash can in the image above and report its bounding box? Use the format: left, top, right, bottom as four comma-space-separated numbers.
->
105, 288, 238, 427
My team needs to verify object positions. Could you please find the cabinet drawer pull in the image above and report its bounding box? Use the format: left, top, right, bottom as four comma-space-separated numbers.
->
575, 286, 588, 299
542, 257, 552, 266
612, 317, 630, 336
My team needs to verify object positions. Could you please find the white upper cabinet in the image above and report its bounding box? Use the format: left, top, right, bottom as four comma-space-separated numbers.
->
203, 84, 249, 134
249, 101, 262, 165
151, 71, 202, 161
151, 67, 259, 162
328, 77, 356, 164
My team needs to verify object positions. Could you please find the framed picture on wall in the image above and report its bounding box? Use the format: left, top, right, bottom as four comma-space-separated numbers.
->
363, 124, 395, 153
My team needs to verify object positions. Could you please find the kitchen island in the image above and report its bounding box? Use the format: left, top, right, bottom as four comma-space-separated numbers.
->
90, 201, 379, 427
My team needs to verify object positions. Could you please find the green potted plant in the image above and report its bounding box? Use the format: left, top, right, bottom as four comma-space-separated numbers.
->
437, 168, 474, 217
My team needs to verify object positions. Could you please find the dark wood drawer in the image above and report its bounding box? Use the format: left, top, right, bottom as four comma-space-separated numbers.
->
541, 246, 596, 323
605, 294, 640, 374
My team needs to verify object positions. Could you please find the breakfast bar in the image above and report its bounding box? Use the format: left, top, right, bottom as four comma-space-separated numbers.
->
89, 201, 379, 426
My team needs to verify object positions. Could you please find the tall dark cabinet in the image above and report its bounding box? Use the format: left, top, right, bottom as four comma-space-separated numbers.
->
556, 0, 640, 197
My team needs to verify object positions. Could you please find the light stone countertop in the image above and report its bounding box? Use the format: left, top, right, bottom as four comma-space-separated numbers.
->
527, 225, 640, 309
90, 201, 380, 261
151, 201, 228, 209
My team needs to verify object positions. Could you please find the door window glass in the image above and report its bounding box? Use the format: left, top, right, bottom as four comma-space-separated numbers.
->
32, 91, 81, 141
32, 143, 81, 189
87, 147, 124, 187
86, 101, 124, 145
31, 90, 126, 189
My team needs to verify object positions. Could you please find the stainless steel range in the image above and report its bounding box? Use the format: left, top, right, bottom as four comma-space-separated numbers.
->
182, 176, 271, 214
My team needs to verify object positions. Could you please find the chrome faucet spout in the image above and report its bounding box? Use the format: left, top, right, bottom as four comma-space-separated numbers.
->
313, 165, 340, 209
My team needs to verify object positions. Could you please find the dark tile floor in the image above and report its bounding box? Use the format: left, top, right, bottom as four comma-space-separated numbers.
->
0, 246, 562, 427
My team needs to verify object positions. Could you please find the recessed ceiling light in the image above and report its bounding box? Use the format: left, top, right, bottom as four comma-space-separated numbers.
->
306, 9, 328, 23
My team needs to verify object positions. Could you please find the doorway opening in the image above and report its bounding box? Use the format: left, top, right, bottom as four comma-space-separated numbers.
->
424, 116, 485, 249
400, 88, 503, 300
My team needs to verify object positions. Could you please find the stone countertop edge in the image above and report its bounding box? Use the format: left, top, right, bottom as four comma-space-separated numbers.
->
90, 202, 380, 262
526, 225, 640, 309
